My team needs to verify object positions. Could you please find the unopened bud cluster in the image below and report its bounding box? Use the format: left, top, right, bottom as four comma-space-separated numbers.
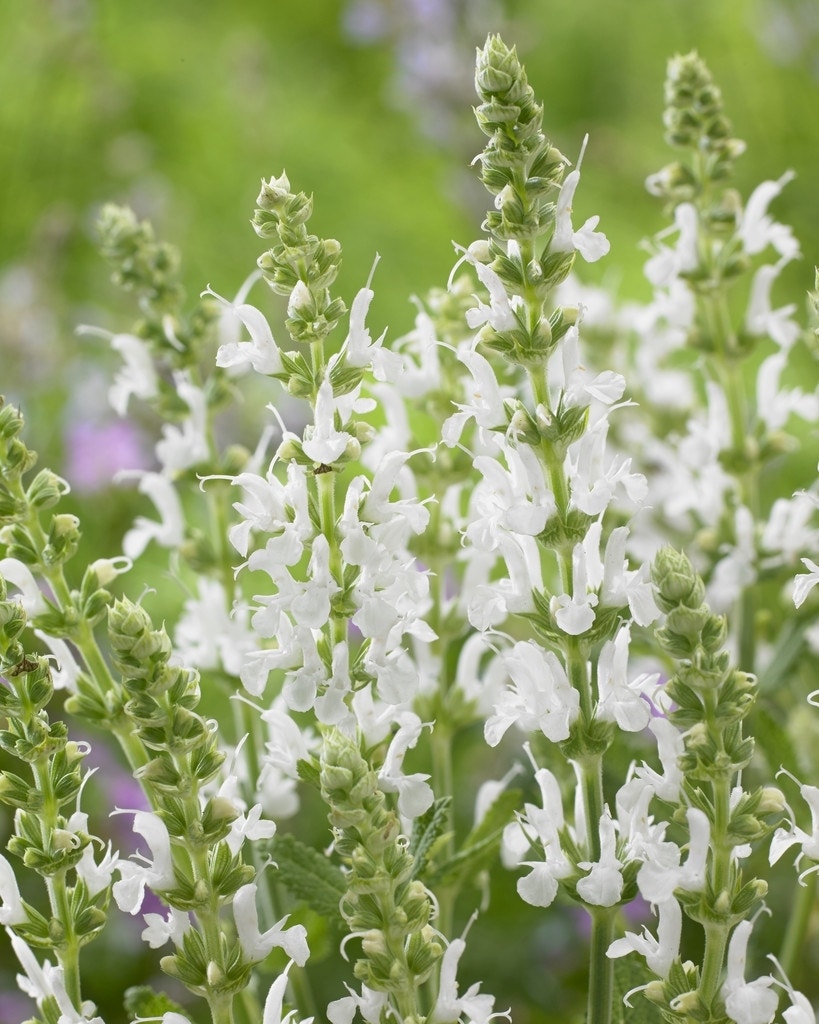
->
320, 730, 443, 1005
651, 51, 745, 205
0, 574, 108, 953
106, 597, 257, 999
652, 549, 777, 934
254, 171, 347, 344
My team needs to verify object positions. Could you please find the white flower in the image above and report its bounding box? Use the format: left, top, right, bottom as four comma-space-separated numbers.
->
550, 541, 598, 635
607, 897, 681, 978
739, 170, 798, 259
596, 624, 660, 732
112, 810, 176, 914
745, 261, 801, 350
141, 907, 191, 949
467, 448, 553, 547
261, 961, 315, 1024
756, 351, 819, 432
233, 882, 309, 965
431, 930, 508, 1024
155, 373, 210, 473
377, 711, 434, 819
11, 934, 106, 1024
327, 983, 387, 1024
552, 136, 610, 262
506, 767, 573, 907
584, 524, 660, 626
226, 803, 277, 855
769, 771, 819, 869
720, 920, 778, 1024
464, 533, 543, 632
576, 810, 624, 906
174, 578, 254, 676
75, 838, 119, 898
442, 348, 509, 446
206, 275, 283, 375
636, 717, 685, 803
548, 325, 626, 411
643, 203, 699, 287
636, 806, 709, 905
230, 460, 311, 559
78, 328, 158, 416
0, 851, 27, 925
567, 420, 647, 516
708, 506, 758, 613
342, 285, 387, 368
794, 558, 819, 609
301, 379, 355, 465
452, 241, 523, 333
0, 556, 47, 614
485, 642, 579, 745
118, 472, 186, 560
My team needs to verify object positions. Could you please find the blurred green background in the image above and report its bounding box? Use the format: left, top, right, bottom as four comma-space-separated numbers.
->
1, 1, 819, 1021
2, 0, 819, 479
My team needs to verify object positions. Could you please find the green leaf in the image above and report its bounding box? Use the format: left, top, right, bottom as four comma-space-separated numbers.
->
124, 986, 187, 1020
329, 363, 364, 397
427, 788, 521, 888
271, 832, 346, 926
754, 705, 802, 781
611, 955, 659, 1024
409, 796, 452, 879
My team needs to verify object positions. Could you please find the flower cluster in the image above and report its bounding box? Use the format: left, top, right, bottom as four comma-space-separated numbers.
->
1, 32, 818, 1024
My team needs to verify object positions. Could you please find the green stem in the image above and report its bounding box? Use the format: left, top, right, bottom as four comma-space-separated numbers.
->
699, 693, 733, 1007
587, 909, 616, 1024
316, 468, 345, 648
778, 868, 817, 987
33, 760, 83, 1010
700, 921, 730, 1009
430, 726, 456, 944
73, 622, 149, 772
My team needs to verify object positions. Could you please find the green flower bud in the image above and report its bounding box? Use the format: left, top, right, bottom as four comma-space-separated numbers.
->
757, 787, 786, 815
651, 547, 706, 609
0, 600, 27, 647
108, 598, 172, 676
4, 438, 37, 474
665, 604, 710, 639
43, 514, 81, 567
26, 469, 69, 511
0, 398, 26, 441
670, 990, 702, 1015
0, 486, 28, 523
256, 172, 291, 213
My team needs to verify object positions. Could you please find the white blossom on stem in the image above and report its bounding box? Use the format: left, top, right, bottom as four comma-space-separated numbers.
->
552, 137, 610, 262
596, 624, 660, 732
112, 810, 176, 914
607, 896, 682, 978
233, 882, 309, 965
118, 471, 186, 560
484, 641, 579, 746
206, 275, 283, 376
720, 919, 778, 1024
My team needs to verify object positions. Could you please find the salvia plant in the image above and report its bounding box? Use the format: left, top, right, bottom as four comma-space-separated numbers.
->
1, 33, 818, 1024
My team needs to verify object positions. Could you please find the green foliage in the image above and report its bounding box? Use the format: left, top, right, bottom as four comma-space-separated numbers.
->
271, 832, 347, 928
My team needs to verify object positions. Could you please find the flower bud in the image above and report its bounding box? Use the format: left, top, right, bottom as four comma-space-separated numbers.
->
87, 557, 130, 588
757, 787, 786, 815
651, 547, 706, 609
26, 469, 70, 511
256, 172, 291, 212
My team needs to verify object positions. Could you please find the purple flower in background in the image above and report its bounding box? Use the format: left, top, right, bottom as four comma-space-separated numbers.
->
343, 0, 389, 41
0, 988, 36, 1024
63, 418, 150, 493
341, 0, 510, 146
